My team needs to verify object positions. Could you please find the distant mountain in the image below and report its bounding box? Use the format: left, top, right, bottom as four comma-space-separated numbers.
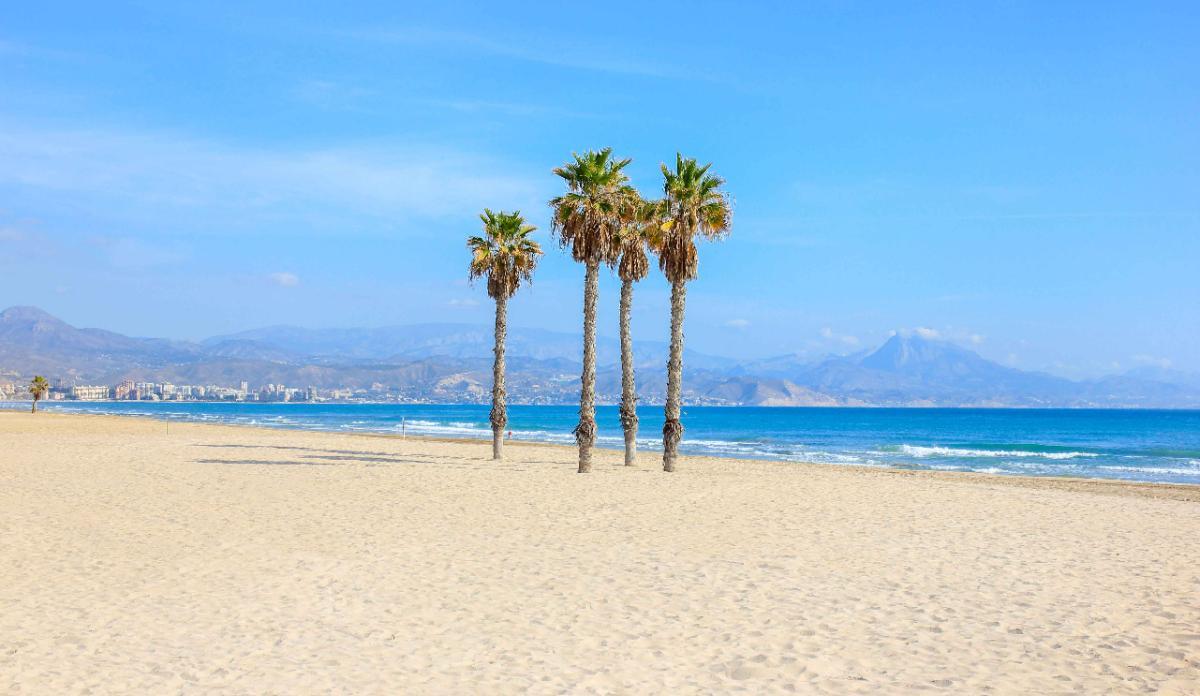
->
1121, 365, 1200, 390
201, 339, 302, 363
721, 332, 1200, 408
793, 333, 1082, 406
206, 322, 737, 370
699, 376, 840, 407
0, 306, 202, 381
1, 307, 1198, 407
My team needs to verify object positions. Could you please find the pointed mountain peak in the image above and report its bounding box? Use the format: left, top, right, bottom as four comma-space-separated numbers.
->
1, 306, 63, 323
860, 330, 980, 373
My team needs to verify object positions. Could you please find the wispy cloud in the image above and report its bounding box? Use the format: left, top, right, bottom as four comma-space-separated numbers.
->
413, 97, 604, 120
1132, 354, 1172, 369
340, 26, 689, 79
290, 80, 379, 111
725, 318, 751, 329
290, 82, 610, 120
0, 38, 85, 61
0, 224, 26, 241
0, 122, 544, 236
88, 235, 189, 268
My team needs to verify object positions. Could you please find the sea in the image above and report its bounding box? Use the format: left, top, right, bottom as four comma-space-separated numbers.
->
9, 401, 1200, 485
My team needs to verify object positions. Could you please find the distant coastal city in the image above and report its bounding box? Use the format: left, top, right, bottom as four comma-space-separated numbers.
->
0, 379, 371, 403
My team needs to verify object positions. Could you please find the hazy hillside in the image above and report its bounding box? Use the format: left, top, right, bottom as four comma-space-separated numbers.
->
2, 307, 1198, 408
206, 322, 737, 370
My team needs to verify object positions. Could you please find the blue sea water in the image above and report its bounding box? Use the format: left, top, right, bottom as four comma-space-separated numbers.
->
9, 402, 1200, 485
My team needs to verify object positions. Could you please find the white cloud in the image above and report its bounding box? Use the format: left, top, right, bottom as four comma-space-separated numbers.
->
820, 326, 859, 346
725, 318, 751, 329
269, 272, 300, 287
1132, 354, 1172, 369
902, 326, 985, 346
447, 298, 480, 309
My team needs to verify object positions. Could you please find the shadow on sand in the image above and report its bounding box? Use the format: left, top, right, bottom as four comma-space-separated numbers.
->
191, 442, 494, 467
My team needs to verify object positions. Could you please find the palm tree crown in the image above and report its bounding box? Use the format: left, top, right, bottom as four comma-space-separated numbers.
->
616, 196, 658, 283
468, 209, 542, 300
29, 375, 49, 399
549, 148, 633, 264
657, 153, 732, 283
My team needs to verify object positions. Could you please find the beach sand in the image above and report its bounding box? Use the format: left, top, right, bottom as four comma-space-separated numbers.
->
1, 412, 1197, 694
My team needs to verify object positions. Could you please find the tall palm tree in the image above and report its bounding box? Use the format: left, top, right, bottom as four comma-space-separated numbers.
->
28, 375, 49, 413
550, 148, 631, 473
468, 209, 543, 461
657, 154, 732, 472
614, 195, 658, 466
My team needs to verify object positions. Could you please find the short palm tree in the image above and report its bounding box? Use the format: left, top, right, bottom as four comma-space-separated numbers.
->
657, 154, 732, 472
468, 209, 543, 460
614, 195, 658, 466
550, 148, 631, 473
28, 375, 49, 413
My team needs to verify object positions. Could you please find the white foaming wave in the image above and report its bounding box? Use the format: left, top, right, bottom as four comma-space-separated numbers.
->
397, 421, 491, 437
806, 451, 878, 465
680, 439, 882, 467
1097, 463, 1200, 477
897, 445, 1098, 460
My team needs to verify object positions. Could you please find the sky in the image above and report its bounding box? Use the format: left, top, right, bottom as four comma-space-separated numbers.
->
1, 1, 1197, 378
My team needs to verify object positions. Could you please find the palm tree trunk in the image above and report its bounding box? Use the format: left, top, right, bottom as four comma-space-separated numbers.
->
575, 259, 599, 473
618, 278, 638, 466
31, 398, 37, 414
490, 293, 508, 461
663, 280, 687, 472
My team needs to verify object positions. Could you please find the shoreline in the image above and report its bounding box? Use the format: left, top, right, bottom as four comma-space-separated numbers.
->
5, 409, 1197, 501
5, 399, 1200, 410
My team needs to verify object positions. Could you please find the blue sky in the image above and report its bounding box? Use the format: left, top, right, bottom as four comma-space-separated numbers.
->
1, 2, 1197, 377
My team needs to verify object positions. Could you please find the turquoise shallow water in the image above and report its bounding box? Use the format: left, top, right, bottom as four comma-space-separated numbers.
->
10, 402, 1200, 485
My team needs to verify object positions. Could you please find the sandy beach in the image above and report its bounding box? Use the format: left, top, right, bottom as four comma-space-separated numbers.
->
1, 412, 1197, 694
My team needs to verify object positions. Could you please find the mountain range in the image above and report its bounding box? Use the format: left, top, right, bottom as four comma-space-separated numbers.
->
1, 305, 1197, 408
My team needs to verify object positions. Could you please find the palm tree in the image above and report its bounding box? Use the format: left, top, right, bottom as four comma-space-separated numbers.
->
550, 148, 631, 473
657, 154, 732, 472
614, 195, 658, 466
468, 209, 543, 461
28, 376, 49, 413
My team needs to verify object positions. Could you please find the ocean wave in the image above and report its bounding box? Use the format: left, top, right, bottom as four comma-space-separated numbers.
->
895, 445, 1099, 460
19, 402, 1200, 485
1097, 463, 1200, 477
